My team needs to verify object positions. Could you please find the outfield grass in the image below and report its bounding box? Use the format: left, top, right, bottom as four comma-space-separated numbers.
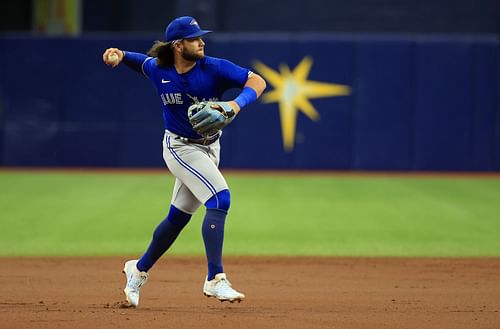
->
0, 171, 499, 256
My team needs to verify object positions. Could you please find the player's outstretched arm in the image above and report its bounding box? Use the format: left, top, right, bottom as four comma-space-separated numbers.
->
102, 48, 150, 76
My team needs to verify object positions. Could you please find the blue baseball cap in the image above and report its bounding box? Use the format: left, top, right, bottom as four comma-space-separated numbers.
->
165, 16, 212, 42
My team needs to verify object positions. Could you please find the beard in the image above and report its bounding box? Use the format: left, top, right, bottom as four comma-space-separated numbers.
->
181, 48, 204, 61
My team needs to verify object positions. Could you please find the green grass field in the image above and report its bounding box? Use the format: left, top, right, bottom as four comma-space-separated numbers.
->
0, 171, 499, 257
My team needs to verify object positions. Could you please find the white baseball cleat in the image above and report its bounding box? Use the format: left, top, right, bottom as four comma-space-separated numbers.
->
122, 260, 148, 307
203, 273, 245, 303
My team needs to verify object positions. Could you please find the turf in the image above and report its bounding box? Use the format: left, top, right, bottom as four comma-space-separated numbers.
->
0, 171, 499, 257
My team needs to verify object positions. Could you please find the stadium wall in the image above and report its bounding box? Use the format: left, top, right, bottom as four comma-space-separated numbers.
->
0, 34, 498, 170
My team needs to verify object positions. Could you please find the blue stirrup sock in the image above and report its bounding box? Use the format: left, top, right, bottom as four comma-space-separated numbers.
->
136, 205, 191, 272
203, 189, 230, 280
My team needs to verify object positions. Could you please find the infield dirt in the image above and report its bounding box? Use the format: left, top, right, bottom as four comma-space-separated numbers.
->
0, 257, 498, 329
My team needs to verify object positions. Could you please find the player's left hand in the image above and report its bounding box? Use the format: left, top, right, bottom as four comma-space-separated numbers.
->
188, 101, 237, 136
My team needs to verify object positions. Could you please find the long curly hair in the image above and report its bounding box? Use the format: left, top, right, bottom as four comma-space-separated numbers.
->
147, 41, 174, 67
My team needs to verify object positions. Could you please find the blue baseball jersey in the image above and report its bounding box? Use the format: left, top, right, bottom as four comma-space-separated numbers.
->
138, 55, 250, 139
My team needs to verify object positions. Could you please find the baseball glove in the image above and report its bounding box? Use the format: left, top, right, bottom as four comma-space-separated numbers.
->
188, 101, 236, 137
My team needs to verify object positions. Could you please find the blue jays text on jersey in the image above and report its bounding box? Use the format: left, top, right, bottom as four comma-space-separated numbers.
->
160, 93, 219, 105
123, 53, 252, 139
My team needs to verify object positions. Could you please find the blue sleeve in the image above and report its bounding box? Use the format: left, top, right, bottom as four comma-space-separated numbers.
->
217, 58, 249, 88
122, 51, 156, 78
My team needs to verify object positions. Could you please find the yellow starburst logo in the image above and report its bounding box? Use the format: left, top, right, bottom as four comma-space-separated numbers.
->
253, 56, 351, 151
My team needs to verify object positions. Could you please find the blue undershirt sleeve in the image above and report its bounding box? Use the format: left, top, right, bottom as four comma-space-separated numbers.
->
122, 51, 150, 76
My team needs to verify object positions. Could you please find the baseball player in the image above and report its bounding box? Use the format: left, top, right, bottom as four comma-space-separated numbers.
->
102, 16, 266, 307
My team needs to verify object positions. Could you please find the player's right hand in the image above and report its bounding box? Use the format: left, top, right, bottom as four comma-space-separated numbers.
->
102, 48, 124, 68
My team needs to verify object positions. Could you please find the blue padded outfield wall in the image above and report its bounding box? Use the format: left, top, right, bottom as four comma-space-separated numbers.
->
0, 34, 499, 170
